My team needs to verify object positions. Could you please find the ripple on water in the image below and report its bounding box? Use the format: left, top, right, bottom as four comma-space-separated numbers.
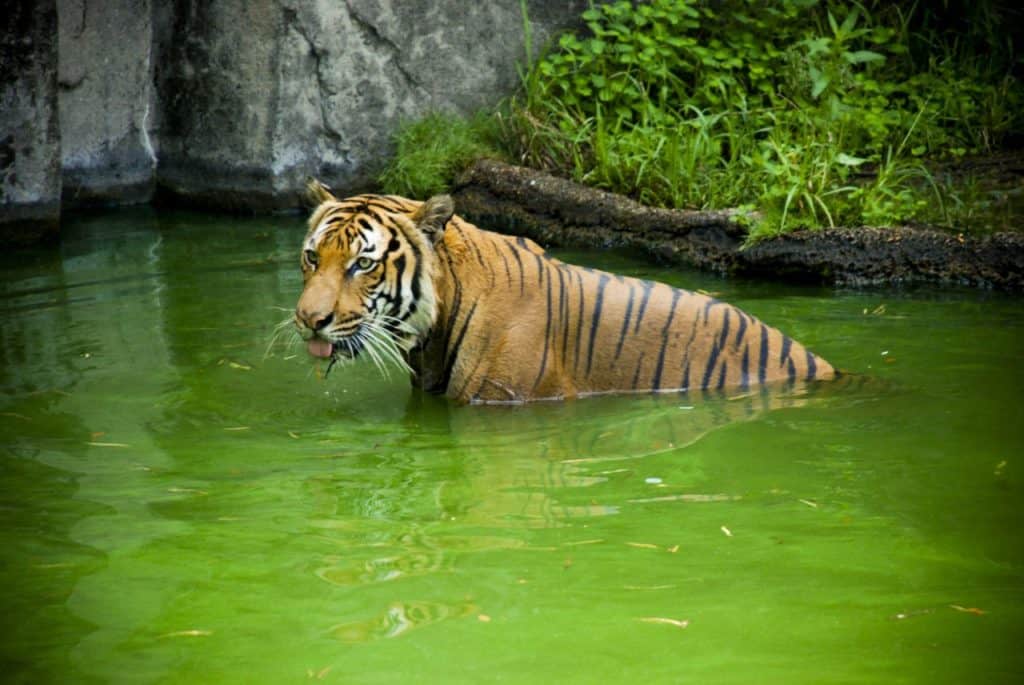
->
326, 600, 479, 643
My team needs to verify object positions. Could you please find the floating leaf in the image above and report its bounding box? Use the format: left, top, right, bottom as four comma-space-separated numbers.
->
160, 629, 212, 638
949, 605, 986, 615
638, 617, 689, 629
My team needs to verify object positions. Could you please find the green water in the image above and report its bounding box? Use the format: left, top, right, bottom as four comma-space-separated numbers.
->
1, 209, 1022, 684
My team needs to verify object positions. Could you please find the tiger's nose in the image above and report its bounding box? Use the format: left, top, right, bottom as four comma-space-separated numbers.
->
298, 310, 334, 331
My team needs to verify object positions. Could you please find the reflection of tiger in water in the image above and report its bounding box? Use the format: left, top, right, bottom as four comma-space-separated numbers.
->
294, 180, 836, 404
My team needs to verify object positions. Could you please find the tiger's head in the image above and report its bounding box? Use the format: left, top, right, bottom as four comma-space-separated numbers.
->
295, 180, 453, 372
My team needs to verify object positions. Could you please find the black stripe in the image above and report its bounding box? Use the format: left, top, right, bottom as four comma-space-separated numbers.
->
701, 342, 722, 391
614, 283, 636, 361
507, 238, 526, 296
805, 350, 817, 381
456, 224, 494, 287
365, 207, 388, 224
366, 196, 408, 210
651, 289, 681, 391
450, 334, 491, 402
758, 323, 768, 386
533, 252, 544, 287
678, 313, 700, 389
786, 356, 796, 384
681, 360, 690, 391
717, 308, 731, 350
702, 298, 720, 324
779, 335, 792, 367
631, 352, 646, 390
391, 254, 407, 303
559, 266, 571, 363
452, 363, 484, 403
407, 233, 423, 303
442, 301, 478, 393
439, 253, 462, 370
490, 235, 513, 288
740, 344, 750, 391
532, 265, 555, 392
572, 270, 585, 374
733, 311, 748, 349
633, 281, 655, 333
716, 360, 728, 390
585, 275, 610, 376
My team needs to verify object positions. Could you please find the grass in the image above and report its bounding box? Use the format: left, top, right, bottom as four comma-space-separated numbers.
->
377, 112, 504, 199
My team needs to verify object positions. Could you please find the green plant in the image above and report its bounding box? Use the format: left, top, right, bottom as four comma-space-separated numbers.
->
378, 112, 503, 198
503, 0, 1022, 237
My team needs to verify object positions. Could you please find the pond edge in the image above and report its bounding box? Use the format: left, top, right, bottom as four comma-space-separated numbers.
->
452, 159, 1024, 291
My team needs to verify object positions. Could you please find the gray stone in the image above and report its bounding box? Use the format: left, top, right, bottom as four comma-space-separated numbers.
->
154, 0, 282, 210
0, 0, 62, 245
157, 0, 586, 209
58, 0, 158, 208
3, 0, 591, 233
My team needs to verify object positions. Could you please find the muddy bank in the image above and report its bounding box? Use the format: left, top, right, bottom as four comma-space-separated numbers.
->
452, 159, 1024, 290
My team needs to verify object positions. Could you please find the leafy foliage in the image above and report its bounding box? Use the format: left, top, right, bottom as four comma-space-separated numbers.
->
505, 0, 1022, 237
382, 0, 1021, 238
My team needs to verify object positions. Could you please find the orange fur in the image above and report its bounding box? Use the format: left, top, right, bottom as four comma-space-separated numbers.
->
295, 184, 835, 404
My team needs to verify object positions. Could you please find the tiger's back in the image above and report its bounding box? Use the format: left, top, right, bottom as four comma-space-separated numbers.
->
416, 220, 834, 403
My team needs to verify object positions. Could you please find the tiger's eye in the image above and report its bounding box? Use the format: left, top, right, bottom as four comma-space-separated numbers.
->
304, 249, 319, 267
356, 256, 375, 270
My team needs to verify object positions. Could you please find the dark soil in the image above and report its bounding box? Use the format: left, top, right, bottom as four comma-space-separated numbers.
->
452, 159, 1024, 290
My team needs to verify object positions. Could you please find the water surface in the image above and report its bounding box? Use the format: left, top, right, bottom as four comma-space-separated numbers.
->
1, 209, 1021, 683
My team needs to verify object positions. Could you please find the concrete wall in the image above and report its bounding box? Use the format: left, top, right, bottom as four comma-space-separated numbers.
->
0, 0, 587, 241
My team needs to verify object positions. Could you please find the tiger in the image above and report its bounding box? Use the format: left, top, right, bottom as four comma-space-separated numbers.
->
294, 180, 836, 404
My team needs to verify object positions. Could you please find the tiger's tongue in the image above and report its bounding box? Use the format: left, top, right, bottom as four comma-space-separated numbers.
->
307, 339, 333, 359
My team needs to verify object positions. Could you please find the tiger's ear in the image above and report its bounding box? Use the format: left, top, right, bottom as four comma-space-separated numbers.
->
305, 177, 337, 206
413, 195, 454, 245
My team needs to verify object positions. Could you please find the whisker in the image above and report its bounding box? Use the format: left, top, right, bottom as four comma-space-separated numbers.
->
265, 313, 304, 361
360, 322, 405, 374
362, 319, 413, 374
357, 330, 391, 380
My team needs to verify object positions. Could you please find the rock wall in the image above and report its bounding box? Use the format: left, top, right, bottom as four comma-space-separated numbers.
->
0, 0, 587, 238
0, 0, 62, 244
58, 0, 158, 208
156, 0, 587, 209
